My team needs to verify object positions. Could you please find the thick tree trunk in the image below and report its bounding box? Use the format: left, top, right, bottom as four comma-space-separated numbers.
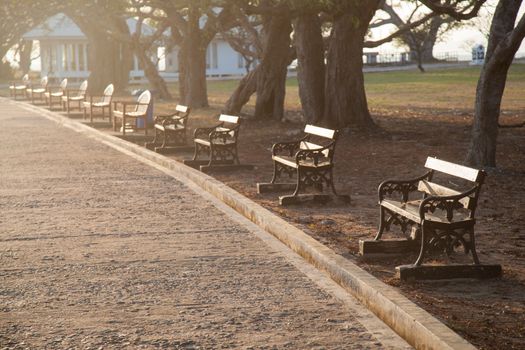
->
294, 13, 325, 124
134, 45, 172, 100
225, 67, 258, 114
71, 16, 132, 94
178, 39, 208, 108
254, 10, 292, 120
420, 17, 442, 62
324, 3, 379, 129
466, 0, 525, 167
19, 40, 32, 74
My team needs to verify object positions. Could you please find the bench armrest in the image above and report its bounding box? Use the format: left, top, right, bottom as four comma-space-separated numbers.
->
210, 127, 237, 143
113, 100, 143, 110
155, 113, 187, 124
85, 95, 111, 104
294, 145, 332, 166
194, 124, 221, 139
64, 90, 85, 99
418, 185, 479, 222
378, 171, 432, 202
271, 137, 306, 156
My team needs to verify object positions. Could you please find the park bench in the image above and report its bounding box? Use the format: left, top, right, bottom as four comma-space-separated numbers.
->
145, 104, 191, 153
257, 125, 350, 206
9, 74, 30, 100
183, 114, 253, 172
82, 83, 114, 124
26, 76, 49, 104
359, 157, 502, 280
61, 80, 88, 116
113, 90, 152, 136
44, 78, 67, 110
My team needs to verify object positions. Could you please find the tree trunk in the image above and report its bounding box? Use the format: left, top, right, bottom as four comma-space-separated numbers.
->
178, 39, 208, 108
134, 44, 172, 100
71, 15, 132, 94
323, 3, 379, 129
466, 0, 525, 167
19, 40, 32, 74
420, 17, 444, 62
294, 13, 325, 124
225, 67, 258, 114
254, 10, 292, 120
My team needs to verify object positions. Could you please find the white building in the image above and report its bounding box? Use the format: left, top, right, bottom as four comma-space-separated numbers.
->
163, 37, 249, 78
23, 13, 251, 82
23, 13, 155, 81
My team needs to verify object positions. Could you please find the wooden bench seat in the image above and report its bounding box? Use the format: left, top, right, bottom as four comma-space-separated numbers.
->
359, 157, 501, 281
257, 124, 350, 205
271, 155, 332, 169
146, 105, 191, 153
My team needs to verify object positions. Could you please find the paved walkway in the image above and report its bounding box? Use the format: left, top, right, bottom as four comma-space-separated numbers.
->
0, 101, 410, 349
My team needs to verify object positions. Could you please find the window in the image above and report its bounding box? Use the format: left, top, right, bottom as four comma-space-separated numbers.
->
86, 44, 90, 70
212, 43, 218, 69
69, 44, 76, 71
206, 43, 219, 70
62, 44, 67, 71
78, 44, 85, 71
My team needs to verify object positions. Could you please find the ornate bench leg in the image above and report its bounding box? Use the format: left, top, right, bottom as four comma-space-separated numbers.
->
469, 228, 480, 265
415, 223, 431, 266
270, 161, 279, 184
232, 145, 240, 165
327, 167, 337, 195
291, 167, 305, 197
375, 207, 387, 240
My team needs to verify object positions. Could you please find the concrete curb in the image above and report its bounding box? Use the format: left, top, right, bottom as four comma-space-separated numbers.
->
9, 98, 476, 350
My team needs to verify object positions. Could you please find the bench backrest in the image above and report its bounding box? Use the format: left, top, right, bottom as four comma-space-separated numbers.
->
176, 104, 189, 114
59, 78, 68, 91
216, 114, 240, 138
135, 90, 152, 114
301, 124, 338, 159
219, 114, 239, 124
101, 84, 114, 104
420, 157, 485, 211
78, 80, 88, 97
39, 76, 49, 88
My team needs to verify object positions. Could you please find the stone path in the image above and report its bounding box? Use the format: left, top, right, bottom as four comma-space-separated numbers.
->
0, 101, 410, 349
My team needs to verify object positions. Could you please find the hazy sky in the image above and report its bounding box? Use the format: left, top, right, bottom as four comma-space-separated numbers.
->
369, 1, 525, 60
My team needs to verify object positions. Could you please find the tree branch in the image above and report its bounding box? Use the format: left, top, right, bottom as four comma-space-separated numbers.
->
418, 0, 486, 20
364, 12, 438, 47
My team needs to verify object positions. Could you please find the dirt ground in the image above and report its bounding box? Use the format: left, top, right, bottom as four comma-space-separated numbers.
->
4, 86, 524, 348
141, 103, 525, 350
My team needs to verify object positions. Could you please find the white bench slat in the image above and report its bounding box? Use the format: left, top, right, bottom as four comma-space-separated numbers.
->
418, 180, 472, 209
304, 125, 336, 139
425, 157, 481, 182
176, 105, 189, 113
219, 114, 239, 124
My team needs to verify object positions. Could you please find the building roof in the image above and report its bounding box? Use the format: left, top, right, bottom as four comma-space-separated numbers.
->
23, 13, 156, 41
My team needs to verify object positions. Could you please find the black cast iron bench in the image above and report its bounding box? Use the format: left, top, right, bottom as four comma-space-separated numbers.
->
145, 104, 191, 153
257, 124, 350, 205
359, 156, 501, 280
183, 114, 253, 173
